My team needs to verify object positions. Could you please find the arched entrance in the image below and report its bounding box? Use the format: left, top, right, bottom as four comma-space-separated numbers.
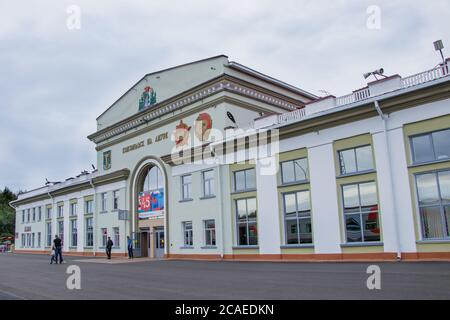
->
130, 158, 168, 258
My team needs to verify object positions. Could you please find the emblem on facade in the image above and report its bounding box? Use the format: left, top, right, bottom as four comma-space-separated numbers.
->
194, 113, 213, 141
103, 151, 111, 170
173, 120, 191, 147
138, 86, 157, 111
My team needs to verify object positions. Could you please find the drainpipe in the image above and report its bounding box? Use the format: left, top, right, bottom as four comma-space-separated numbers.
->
216, 162, 225, 259
374, 100, 402, 260
89, 178, 97, 257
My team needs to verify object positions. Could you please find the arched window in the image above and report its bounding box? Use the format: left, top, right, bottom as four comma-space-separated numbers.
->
141, 166, 163, 193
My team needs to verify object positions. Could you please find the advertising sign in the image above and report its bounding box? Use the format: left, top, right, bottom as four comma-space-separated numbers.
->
138, 189, 164, 219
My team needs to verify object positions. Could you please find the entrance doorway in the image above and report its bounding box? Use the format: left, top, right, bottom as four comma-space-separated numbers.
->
154, 228, 164, 258
140, 232, 149, 257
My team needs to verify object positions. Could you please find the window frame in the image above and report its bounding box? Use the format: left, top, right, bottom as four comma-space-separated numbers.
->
201, 170, 215, 198
100, 193, 108, 212
414, 169, 450, 240
181, 174, 193, 201
338, 145, 375, 176
341, 180, 381, 244
280, 158, 309, 185
113, 190, 120, 210
182, 221, 193, 247
410, 128, 450, 165
233, 168, 256, 193
85, 218, 94, 247
282, 190, 313, 245
235, 197, 258, 247
204, 219, 216, 247
70, 219, 78, 247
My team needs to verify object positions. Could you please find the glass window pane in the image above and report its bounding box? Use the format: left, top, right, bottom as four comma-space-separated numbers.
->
345, 214, 362, 242
343, 184, 360, 213
356, 146, 374, 172
412, 135, 434, 163
362, 212, 381, 242
284, 193, 297, 218
360, 182, 378, 211
238, 223, 248, 246
416, 173, 440, 206
432, 130, 450, 161
339, 149, 357, 174
246, 169, 256, 190
294, 158, 309, 181
296, 191, 311, 213
438, 171, 450, 203
247, 198, 257, 220
299, 218, 313, 244
235, 171, 245, 191
444, 206, 450, 237
285, 219, 299, 244
248, 223, 258, 245
281, 161, 295, 183
237, 200, 247, 221
420, 206, 444, 239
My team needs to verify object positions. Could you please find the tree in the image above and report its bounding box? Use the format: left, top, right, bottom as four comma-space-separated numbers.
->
0, 187, 17, 241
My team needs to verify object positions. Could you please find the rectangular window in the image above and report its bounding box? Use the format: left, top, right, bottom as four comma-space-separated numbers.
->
70, 203, 77, 216
85, 218, 93, 247
101, 228, 108, 247
46, 222, 52, 247
27, 209, 30, 222
202, 170, 215, 197
57, 205, 64, 218
113, 190, 119, 210
21, 234, 25, 248
411, 129, 450, 164
415, 170, 450, 239
236, 197, 258, 246
281, 158, 309, 184
37, 232, 41, 248
183, 221, 193, 247
22, 210, 25, 223
342, 181, 380, 243
338, 145, 374, 175
70, 220, 78, 247
181, 175, 192, 200
32, 233, 35, 248
234, 168, 256, 192
101, 193, 107, 212
38, 207, 42, 221
85, 200, 93, 214
46, 207, 52, 220
57, 221, 64, 244
204, 220, 216, 246
113, 227, 120, 248
32, 208, 36, 222
283, 190, 313, 244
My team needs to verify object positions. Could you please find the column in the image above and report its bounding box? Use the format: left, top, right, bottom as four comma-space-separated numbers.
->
308, 143, 342, 254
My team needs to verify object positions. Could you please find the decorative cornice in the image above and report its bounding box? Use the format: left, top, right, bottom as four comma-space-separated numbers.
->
88, 76, 305, 145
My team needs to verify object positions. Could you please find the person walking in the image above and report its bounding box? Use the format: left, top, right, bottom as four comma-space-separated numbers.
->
53, 235, 63, 264
106, 237, 113, 260
50, 246, 57, 264
127, 236, 133, 259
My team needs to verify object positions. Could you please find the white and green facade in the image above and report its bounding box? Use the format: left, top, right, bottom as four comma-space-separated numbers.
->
11, 55, 450, 260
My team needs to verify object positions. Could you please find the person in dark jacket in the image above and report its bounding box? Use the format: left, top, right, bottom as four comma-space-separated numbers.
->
127, 236, 133, 259
106, 237, 113, 259
53, 235, 63, 264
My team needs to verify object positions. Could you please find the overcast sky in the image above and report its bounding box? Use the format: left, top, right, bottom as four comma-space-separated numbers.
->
1, 0, 449, 192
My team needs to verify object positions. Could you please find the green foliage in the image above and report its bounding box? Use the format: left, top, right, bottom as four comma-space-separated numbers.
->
0, 187, 17, 240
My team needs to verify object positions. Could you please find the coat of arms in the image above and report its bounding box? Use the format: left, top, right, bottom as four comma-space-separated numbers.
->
194, 113, 213, 141
139, 86, 157, 111
173, 120, 191, 148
